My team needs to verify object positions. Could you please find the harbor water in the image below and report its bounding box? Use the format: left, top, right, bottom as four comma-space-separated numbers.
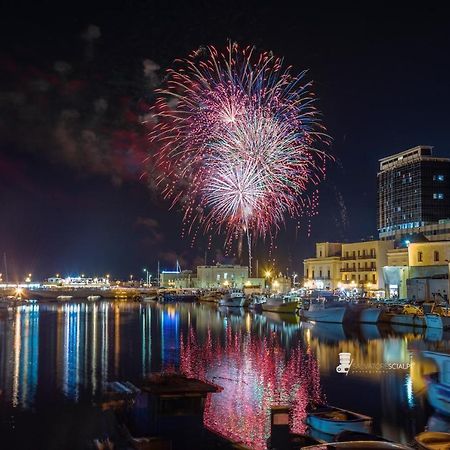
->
0, 301, 449, 448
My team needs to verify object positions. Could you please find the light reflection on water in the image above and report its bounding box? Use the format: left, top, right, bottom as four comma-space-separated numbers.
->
0, 301, 449, 447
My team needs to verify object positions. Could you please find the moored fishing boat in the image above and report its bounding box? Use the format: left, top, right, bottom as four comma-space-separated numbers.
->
423, 302, 450, 329
359, 307, 383, 324
261, 295, 298, 314
306, 405, 372, 436
300, 297, 347, 323
381, 304, 426, 327
158, 290, 198, 303
219, 288, 245, 307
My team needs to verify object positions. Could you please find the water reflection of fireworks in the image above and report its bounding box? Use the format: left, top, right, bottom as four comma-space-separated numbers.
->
180, 326, 323, 449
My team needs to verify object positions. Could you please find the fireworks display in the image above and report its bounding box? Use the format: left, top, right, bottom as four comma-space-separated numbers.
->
150, 42, 329, 249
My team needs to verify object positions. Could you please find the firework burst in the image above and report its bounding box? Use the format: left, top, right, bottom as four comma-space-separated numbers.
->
149, 42, 329, 257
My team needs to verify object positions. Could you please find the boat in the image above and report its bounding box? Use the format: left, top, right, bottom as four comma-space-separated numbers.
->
301, 442, 409, 449
87, 295, 101, 301
300, 298, 347, 323
261, 295, 298, 314
219, 289, 245, 307
141, 295, 157, 302
415, 431, 450, 450
199, 291, 222, 303
306, 405, 372, 436
57, 295, 73, 301
158, 290, 198, 303
98, 381, 141, 411
381, 304, 426, 327
359, 307, 383, 324
422, 351, 450, 416
423, 302, 450, 330
248, 295, 266, 311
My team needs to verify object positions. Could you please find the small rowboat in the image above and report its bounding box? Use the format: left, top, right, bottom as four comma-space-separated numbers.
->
414, 431, 450, 450
306, 405, 372, 437
301, 442, 410, 449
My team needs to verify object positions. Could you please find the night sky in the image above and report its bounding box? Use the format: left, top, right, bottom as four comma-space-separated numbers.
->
1, 2, 450, 281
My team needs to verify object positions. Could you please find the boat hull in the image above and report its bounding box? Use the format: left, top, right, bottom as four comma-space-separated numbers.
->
261, 301, 298, 314
306, 407, 372, 436
415, 431, 450, 450
301, 307, 347, 324
426, 378, 450, 416
219, 298, 245, 307
425, 314, 450, 330
359, 308, 382, 324
385, 313, 426, 327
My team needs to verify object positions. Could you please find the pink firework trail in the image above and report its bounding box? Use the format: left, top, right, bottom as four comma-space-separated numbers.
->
149, 42, 329, 250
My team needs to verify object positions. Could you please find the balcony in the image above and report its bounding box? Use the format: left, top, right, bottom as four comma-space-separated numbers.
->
358, 254, 376, 259
341, 256, 356, 260
340, 267, 357, 272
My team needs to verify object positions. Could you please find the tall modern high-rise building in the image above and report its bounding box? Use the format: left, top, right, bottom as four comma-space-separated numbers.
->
378, 146, 450, 240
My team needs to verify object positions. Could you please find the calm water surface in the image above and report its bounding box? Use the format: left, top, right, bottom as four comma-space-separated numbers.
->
0, 301, 449, 448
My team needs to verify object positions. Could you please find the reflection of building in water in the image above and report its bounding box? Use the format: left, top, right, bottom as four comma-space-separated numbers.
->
161, 306, 180, 369
0, 306, 39, 408
141, 305, 152, 376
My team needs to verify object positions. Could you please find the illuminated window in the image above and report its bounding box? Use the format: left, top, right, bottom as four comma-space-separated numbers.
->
433, 193, 444, 200
433, 175, 445, 182
224, 273, 228, 280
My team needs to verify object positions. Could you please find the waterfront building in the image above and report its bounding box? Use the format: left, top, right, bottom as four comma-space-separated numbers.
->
304, 240, 393, 295
407, 241, 450, 278
378, 146, 450, 240
159, 270, 195, 288
340, 240, 393, 294
196, 264, 249, 289
303, 242, 342, 290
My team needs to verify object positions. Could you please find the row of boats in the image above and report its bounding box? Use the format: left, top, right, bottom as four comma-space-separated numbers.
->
195, 288, 450, 329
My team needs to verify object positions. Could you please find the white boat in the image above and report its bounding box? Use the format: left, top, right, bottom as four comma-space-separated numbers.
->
422, 351, 450, 416
57, 295, 73, 301
306, 405, 372, 436
219, 289, 245, 307
300, 299, 347, 323
87, 295, 101, 301
359, 307, 383, 324
415, 431, 450, 450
